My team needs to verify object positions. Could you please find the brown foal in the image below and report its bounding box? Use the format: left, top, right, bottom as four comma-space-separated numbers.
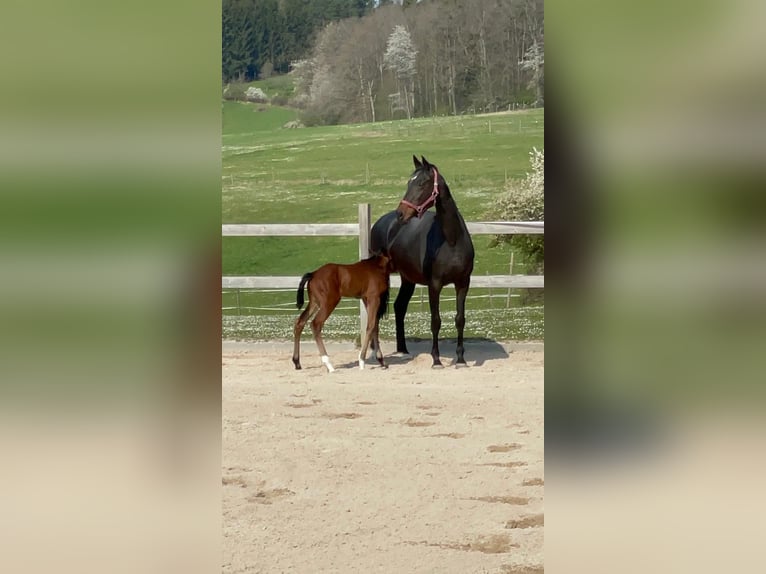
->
292, 253, 391, 372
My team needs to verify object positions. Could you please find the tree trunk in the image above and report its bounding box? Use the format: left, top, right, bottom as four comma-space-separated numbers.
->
478, 9, 491, 107
432, 61, 438, 115
367, 80, 376, 122
403, 82, 411, 119
449, 60, 457, 116
535, 67, 544, 107
358, 63, 367, 122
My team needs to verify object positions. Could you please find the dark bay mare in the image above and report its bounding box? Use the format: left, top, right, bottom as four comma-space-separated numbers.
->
371, 155, 475, 367
292, 253, 391, 372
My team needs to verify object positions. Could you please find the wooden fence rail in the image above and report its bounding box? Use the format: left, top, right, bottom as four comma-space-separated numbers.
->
222, 274, 544, 289
222, 204, 543, 338
221, 221, 544, 237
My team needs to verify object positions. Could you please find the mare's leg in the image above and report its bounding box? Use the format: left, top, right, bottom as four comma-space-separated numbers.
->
455, 280, 470, 365
394, 280, 416, 354
311, 298, 339, 372
428, 283, 444, 368
358, 298, 379, 369
292, 302, 317, 369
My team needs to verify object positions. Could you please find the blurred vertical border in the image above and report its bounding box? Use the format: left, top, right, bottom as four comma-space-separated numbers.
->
0, 1, 221, 573
547, 0, 766, 572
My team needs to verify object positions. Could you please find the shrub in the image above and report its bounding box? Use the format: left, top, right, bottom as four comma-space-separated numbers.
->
244, 86, 268, 103
300, 107, 341, 127
259, 61, 274, 79
222, 82, 247, 101
270, 94, 288, 106
288, 93, 309, 109
489, 147, 544, 273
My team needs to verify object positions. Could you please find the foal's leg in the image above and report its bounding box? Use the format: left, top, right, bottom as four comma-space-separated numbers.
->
455, 280, 470, 366
364, 312, 385, 365
427, 283, 444, 368
311, 299, 339, 372
292, 302, 317, 370
393, 280, 416, 354
373, 321, 386, 368
358, 298, 380, 369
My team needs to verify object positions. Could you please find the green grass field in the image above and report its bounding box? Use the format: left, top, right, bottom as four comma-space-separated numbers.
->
222, 98, 544, 341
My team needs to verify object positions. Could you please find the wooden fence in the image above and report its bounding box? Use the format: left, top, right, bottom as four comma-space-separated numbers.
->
222, 204, 543, 337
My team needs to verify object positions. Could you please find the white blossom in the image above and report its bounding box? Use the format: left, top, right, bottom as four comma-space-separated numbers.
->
383, 25, 417, 80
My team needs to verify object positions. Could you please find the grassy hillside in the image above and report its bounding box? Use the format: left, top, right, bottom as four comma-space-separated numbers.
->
222, 103, 544, 341
222, 101, 298, 134
246, 75, 296, 99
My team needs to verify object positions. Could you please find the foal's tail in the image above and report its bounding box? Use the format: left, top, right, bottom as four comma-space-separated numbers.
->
296, 272, 313, 309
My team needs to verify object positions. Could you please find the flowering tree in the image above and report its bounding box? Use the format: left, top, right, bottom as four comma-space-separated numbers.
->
383, 25, 417, 118
520, 39, 544, 107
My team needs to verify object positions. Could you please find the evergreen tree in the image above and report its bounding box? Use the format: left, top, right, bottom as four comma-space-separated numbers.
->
222, 0, 255, 81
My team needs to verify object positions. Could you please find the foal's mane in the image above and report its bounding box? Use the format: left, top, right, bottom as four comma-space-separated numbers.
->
363, 252, 388, 264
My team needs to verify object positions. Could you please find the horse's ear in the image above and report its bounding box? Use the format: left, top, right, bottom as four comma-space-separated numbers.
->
413, 155, 422, 169
421, 155, 430, 169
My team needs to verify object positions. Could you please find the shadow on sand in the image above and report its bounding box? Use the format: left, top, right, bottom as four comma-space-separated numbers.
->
372, 338, 512, 368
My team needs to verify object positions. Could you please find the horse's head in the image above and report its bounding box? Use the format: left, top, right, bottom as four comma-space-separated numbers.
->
397, 155, 441, 223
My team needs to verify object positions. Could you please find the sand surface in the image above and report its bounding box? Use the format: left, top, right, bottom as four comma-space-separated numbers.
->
223, 340, 543, 574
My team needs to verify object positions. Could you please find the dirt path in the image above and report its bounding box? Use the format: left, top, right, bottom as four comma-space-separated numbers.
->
223, 340, 544, 574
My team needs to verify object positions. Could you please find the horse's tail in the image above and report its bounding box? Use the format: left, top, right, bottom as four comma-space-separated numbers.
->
296, 272, 313, 309
377, 276, 390, 321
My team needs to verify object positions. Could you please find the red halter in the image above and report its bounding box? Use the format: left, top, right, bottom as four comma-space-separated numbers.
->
400, 168, 440, 218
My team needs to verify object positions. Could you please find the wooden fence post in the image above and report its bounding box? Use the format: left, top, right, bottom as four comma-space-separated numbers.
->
358, 203, 371, 345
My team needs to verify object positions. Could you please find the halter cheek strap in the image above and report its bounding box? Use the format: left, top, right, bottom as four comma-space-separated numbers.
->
400, 168, 440, 218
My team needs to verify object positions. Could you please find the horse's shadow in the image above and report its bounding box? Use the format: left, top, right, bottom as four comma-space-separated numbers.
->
369, 338, 510, 367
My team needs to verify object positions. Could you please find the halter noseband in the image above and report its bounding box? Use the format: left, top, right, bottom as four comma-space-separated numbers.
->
400, 168, 440, 218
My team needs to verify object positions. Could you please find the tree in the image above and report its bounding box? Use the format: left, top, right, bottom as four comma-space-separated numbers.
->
383, 25, 417, 118
252, 0, 284, 73
222, 0, 255, 81
286, 0, 544, 120
520, 39, 544, 107
222, 0, 377, 82
299, 20, 360, 125
341, 15, 391, 122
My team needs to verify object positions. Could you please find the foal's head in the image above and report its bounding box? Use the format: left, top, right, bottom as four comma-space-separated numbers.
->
397, 155, 443, 223
369, 252, 393, 273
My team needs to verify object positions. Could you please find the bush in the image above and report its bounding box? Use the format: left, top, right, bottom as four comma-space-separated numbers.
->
259, 61, 274, 79
300, 107, 341, 127
222, 82, 247, 101
270, 94, 288, 106
244, 86, 268, 103
489, 147, 544, 273
288, 93, 309, 109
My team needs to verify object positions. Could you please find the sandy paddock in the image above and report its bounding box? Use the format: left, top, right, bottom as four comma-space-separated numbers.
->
223, 340, 544, 573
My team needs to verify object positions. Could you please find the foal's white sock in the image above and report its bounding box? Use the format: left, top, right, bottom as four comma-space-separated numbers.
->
358, 352, 365, 370
321, 355, 335, 372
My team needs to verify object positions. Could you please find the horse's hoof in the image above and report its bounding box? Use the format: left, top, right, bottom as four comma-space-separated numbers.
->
293, 363, 302, 370
380, 364, 388, 369
455, 359, 468, 368
431, 362, 444, 369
